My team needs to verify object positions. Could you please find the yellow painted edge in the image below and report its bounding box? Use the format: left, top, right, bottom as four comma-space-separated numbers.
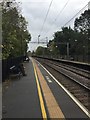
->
32, 59, 47, 119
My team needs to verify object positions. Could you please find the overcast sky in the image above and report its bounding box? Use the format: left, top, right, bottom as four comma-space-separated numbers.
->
16, 0, 89, 52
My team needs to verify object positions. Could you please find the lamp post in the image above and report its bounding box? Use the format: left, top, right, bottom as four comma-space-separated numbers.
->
38, 35, 40, 44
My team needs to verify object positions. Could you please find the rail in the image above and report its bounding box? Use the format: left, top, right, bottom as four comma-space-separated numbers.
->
33, 56, 90, 71
34, 57, 90, 112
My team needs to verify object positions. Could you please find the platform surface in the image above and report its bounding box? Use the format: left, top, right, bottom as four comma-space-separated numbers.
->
2, 58, 89, 119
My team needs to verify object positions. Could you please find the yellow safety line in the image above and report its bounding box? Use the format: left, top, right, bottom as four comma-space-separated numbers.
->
35, 60, 65, 118
32, 60, 47, 119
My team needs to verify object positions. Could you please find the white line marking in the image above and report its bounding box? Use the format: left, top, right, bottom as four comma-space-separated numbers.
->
36, 60, 90, 118
38, 64, 40, 66
46, 76, 52, 83
46, 76, 49, 79
48, 80, 52, 83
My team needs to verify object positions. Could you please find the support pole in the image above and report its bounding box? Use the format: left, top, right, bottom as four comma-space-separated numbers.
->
67, 42, 69, 59
38, 35, 40, 44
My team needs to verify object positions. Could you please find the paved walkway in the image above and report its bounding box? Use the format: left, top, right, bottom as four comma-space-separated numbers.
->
2, 60, 42, 118
2, 58, 89, 119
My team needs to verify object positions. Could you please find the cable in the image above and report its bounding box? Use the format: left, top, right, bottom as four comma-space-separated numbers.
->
48, 3, 88, 39
44, 0, 70, 36
39, 2, 88, 44
54, 0, 70, 22
45, 3, 88, 43
39, 0, 54, 35
63, 3, 88, 27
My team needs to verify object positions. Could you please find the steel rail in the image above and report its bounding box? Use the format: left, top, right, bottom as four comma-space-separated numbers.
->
44, 60, 90, 79
44, 62, 90, 91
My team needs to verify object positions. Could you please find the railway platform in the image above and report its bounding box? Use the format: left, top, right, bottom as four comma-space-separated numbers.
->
2, 58, 90, 119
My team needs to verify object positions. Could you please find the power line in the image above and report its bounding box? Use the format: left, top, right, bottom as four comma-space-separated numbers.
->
39, 2, 88, 45
38, 0, 70, 43
48, 3, 88, 38
39, 0, 54, 35
54, 0, 70, 22
44, 0, 70, 36
63, 3, 88, 27
45, 3, 88, 43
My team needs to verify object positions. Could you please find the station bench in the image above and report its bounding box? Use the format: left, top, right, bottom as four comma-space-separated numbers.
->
9, 65, 21, 79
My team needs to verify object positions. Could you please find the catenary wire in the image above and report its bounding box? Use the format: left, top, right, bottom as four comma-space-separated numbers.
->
38, 3, 88, 44
63, 3, 88, 27
44, 0, 70, 36
54, 0, 70, 22
47, 3, 88, 41
39, 0, 54, 35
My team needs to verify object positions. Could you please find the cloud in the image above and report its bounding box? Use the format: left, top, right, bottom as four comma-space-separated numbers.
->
16, 0, 89, 51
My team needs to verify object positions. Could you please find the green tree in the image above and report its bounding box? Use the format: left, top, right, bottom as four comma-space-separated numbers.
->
74, 10, 90, 62
74, 10, 90, 56
35, 46, 44, 56
35, 46, 50, 57
2, 0, 31, 59
53, 27, 76, 56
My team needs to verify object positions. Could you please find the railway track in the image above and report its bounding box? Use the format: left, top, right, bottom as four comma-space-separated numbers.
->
36, 58, 90, 112
42, 59, 90, 79
53, 60, 89, 78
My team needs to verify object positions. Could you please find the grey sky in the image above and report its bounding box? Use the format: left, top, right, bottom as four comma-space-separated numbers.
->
16, 0, 89, 51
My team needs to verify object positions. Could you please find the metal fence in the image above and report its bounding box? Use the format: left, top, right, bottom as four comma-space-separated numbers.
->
2, 56, 25, 82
